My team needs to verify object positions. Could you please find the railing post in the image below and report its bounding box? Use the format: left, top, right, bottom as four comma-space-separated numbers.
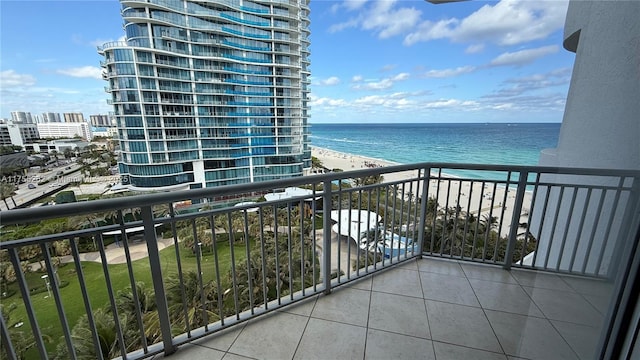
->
417, 167, 431, 257
7, 248, 48, 359
322, 180, 332, 295
141, 206, 175, 355
504, 171, 528, 270
0, 313, 16, 360
605, 175, 640, 280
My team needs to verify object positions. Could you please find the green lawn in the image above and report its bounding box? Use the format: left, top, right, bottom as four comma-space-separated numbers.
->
3, 238, 250, 358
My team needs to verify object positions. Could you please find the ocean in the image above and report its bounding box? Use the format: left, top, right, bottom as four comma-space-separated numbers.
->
309, 123, 561, 179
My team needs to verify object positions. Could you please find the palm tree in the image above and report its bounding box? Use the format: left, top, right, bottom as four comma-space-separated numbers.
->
311, 156, 324, 172
232, 229, 318, 310
54, 307, 121, 360
214, 212, 245, 242
1, 303, 41, 360
165, 271, 220, 331
352, 174, 384, 187
115, 282, 162, 347
50, 150, 60, 167
152, 203, 172, 219
63, 148, 73, 159
0, 182, 17, 209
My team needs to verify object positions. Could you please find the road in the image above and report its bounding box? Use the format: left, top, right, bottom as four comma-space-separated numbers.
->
0, 162, 85, 211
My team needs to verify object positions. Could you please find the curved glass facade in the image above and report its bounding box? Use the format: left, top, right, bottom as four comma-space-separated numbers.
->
100, 0, 311, 189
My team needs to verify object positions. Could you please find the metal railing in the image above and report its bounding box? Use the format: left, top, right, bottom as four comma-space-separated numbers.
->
1, 163, 638, 359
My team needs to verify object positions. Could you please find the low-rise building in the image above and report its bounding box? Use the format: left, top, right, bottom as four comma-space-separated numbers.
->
0, 121, 40, 147
90, 126, 118, 138
37, 122, 91, 141
23, 139, 89, 154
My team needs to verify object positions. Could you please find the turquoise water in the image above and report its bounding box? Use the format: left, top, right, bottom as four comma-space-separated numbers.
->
310, 123, 561, 180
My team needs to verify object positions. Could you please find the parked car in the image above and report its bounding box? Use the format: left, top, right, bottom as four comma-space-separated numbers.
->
28, 183, 36, 189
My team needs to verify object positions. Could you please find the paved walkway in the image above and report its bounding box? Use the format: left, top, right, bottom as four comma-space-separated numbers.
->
57, 237, 177, 265
53, 228, 357, 270
18, 228, 357, 282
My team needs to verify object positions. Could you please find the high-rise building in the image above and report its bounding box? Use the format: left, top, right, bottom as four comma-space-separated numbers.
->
99, 0, 311, 190
89, 114, 112, 127
42, 112, 62, 123
10, 111, 34, 124
64, 112, 85, 123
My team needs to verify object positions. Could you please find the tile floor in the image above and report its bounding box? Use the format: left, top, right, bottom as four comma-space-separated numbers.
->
154, 257, 612, 360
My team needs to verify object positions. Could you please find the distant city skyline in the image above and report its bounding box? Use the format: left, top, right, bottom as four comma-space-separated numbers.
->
3, 110, 110, 125
1, 0, 573, 123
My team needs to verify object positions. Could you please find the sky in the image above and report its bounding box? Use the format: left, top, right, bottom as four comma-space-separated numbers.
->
0, 0, 574, 123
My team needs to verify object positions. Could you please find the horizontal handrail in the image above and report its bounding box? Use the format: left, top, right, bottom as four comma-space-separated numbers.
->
1, 163, 637, 225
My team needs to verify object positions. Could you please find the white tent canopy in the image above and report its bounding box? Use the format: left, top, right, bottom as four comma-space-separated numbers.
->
102, 223, 161, 236
263, 187, 321, 202
234, 201, 259, 212
330, 210, 381, 240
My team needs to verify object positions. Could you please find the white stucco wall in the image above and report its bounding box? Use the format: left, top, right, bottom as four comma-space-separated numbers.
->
540, 1, 640, 170
531, 0, 640, 277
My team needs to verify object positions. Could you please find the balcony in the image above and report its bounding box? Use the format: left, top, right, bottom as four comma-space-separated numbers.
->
153, 256, 611, 359
1, 163, 638, 359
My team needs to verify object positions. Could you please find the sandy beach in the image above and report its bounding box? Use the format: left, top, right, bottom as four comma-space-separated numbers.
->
311, 146, 532, 237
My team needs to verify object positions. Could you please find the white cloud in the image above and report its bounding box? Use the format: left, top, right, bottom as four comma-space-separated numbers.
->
352, 72, 410, 90
310, 91, 432, 113
353, 79, 394, 90
424, 66, 476, 78
392, 73, 409, 81
478, 67, 571, 112
485, 67, 572, 98
0, 70, 36, 88
353, 94, 415, 109
404, 0, 568, 46
328, 18, 360, 33
343, 0, 369, 11
56, 66, 103, 80
380, 64, 396, 72
352, 75, 363, 82
507, 67, 572, 82
309, 96, 349, 107
1, 83, 112, 119
465, 44, 485, 54
329, 0, 422, 39
489, 45, 559, 67
483, 94, 567, 112
489, 103, 512, 110
423, 98, 480, 109
330, 0, 370, 14
315, 76, 341, 86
